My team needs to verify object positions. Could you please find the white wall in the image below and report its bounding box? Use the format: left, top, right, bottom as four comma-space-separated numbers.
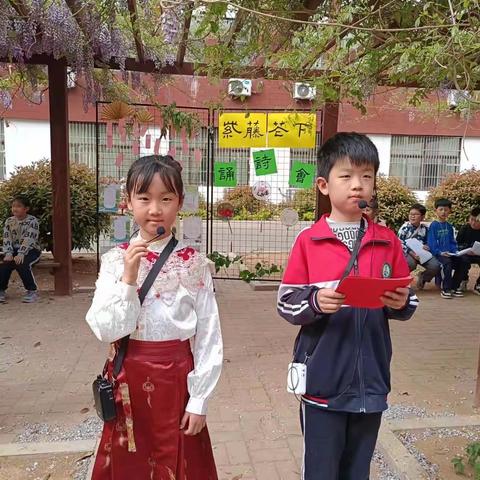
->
460, 137, 480, 171
367, 134, 391, 176
4, 119, 51, 178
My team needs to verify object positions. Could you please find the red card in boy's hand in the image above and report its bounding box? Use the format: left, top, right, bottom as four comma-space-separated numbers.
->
336, 276, 412, 308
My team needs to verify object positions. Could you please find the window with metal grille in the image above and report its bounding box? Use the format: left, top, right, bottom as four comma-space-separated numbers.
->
389, 135, 462, 190
0, 120, 5, 180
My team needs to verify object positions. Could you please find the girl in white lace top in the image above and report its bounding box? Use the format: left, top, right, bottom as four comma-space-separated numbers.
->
86, 155, 222, 480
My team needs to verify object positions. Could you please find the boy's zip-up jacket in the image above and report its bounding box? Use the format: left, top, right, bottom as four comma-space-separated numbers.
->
277, 215, 418, 413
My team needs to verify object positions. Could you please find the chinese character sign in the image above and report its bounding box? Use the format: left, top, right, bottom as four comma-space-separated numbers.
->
267, 113, 316, 148
214, 162, 237, 187
252, 149, 278, 176
219, 113, 267, 148
289, 161, 315, 188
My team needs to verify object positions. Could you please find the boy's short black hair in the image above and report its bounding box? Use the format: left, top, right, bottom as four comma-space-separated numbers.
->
471, 207, 480, 217
12, 195, 30, 208
434, 198, 452, 209
317, 132, 380, 179
410, 203, 426, 216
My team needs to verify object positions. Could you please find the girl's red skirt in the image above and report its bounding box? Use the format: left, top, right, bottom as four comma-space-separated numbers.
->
91, 339, 218, 480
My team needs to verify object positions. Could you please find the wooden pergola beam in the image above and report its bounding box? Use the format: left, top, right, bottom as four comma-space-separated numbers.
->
176, 3, 193, 66
127, 0, 145, 64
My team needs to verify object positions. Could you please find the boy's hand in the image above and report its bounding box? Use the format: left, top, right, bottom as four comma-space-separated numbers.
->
440, 252, 450, 257
316, 288, 345, 314
409, 252, 420, 261
4, 254, 13, 262
121, 240, 148, 286
14, 254, 24, 265
381, 287, 409, 310
423, 245, 430, 251
180, 411, 206, 436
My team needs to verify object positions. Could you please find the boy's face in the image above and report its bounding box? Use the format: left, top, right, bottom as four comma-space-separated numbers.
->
435, 206, 451, 221
316, 157, 375, 221
11, 200, 29, 219
408, 209, 423, 227
469, 215, 480, 230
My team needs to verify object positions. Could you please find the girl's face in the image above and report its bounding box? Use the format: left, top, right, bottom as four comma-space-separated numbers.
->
127, 173, 183, 240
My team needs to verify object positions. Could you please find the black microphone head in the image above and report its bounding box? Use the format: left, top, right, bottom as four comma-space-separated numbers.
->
156, 226, 166, 236
358, 200, 368, 209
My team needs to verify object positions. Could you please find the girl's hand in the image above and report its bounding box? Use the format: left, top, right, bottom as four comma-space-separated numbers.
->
381, 287, 409, 310
315, 288, 345, 314
121, 240, 148, 285
180, 411, 206, 436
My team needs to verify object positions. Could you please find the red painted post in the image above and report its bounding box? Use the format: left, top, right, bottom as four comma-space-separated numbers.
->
48, 60, 73, 295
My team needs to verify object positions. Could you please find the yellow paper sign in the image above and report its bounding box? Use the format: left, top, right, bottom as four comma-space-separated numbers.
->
219, 113, 267, 148
267, 113, 316, 148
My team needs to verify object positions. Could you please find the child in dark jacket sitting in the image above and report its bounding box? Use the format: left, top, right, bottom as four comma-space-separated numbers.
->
277, 133, 418, 480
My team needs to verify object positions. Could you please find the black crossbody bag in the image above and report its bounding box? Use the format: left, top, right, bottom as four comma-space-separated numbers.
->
92, 235, 178, 422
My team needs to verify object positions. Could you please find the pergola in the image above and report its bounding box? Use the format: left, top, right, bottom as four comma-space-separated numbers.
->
2, 0, 480, 406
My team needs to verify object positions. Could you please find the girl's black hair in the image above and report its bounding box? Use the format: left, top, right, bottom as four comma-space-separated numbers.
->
317, 132, 380, 179
126, 155, 184, 198
12, 195, 30, 208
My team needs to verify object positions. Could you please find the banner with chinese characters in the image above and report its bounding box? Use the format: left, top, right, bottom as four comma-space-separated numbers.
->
214, 162, 237, 187
219, 113, 267, 148
252, 149, 277, 176
267, 113, 316, 148
289, 161, 315, 189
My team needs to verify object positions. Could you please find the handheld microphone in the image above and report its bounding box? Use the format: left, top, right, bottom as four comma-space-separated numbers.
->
358, 200, 369, 209
147, 226, 166, 244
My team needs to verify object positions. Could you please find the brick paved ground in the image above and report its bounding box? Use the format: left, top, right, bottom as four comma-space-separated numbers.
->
0, 268, 479, 479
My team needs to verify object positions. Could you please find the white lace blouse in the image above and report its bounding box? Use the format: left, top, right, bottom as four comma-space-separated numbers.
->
85, 235, 223, 416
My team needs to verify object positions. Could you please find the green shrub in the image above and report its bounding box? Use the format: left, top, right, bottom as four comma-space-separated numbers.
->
279, 187, 317, 221
426, 169, 480, 229
0, 159, 110, 251
376, 176, 417, 231
220, 186, 277, 219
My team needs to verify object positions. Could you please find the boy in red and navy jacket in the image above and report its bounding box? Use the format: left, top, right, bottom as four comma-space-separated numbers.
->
277, 133, 418, 480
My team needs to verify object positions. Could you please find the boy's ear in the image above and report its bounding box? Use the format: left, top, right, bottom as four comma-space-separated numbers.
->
315, 176, 329, 196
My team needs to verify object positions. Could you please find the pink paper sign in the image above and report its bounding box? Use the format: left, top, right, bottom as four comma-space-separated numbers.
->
194, 149, 202, 165
145, 134, 151, 149
115, 153, 124, 167
154, 138, 160, 154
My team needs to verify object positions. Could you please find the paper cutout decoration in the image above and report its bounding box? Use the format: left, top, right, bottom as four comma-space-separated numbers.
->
252, 149, 277, 176
106, 122, 113, 148
216, 202, 234, 219
219, 113, 267, 148
182, 216, 203, 249
214, 162, 237, 187
289, 161, 315, 188
267, 112, 316, 148
154, 137, 161, 154
118, 119, 127, 142
168, 146, 177, 157
100, 184, 121, 212
194, 148, 202, 165
132, 140, 140, 155
336, 276, 412, 308
280, 208, 299, 227
252, 181, 271, 201
115, 153, 124, 168
145, 134, 151, 149
182, 186, 199, 213
111, 216, 131, 243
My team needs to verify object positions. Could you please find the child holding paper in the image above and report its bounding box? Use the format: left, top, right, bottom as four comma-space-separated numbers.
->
397, 203, 440, 289
455, 207, 480, 295
277, 133, 418, 480
427, 198, 467, 299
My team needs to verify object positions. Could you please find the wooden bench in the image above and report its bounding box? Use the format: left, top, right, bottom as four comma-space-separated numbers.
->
0, 251, 60, 269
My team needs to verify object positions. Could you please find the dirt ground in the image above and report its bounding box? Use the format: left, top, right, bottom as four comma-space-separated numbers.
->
0, 452, 91, 480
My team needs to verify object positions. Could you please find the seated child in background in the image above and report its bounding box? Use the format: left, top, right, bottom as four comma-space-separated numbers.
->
427, 198, 467, 299
0, 196, 41, 303
455, 207, 480, 295
397, 203, 440, 289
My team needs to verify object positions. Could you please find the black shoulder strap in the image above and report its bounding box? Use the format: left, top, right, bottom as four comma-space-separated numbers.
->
304, 217, 366, 361
113, 235, 178, 378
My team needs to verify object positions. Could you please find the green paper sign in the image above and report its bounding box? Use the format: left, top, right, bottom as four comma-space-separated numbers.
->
252, 149, 277, 176
289, 161, 315, 188
214, 162, 237, 187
